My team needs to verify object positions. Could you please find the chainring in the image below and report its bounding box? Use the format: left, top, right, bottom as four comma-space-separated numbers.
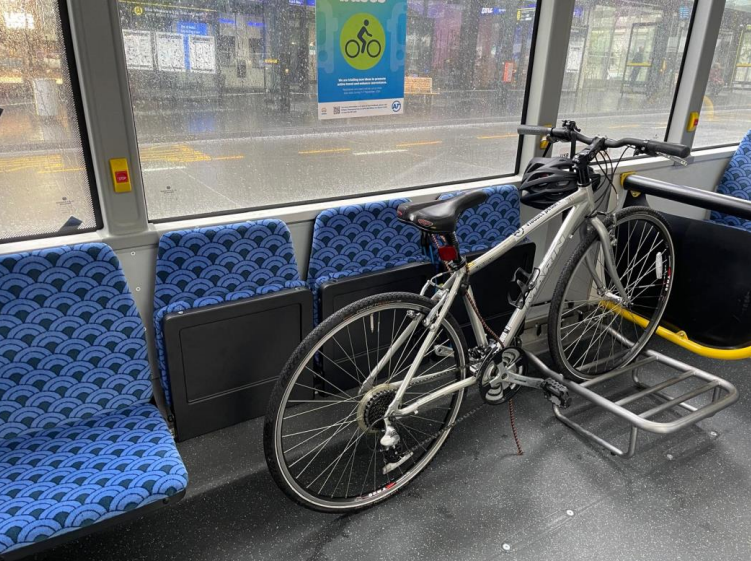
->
478, 346, 526, 405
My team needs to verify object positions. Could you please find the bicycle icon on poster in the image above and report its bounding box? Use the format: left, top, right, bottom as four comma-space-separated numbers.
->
344, 19, 382, 59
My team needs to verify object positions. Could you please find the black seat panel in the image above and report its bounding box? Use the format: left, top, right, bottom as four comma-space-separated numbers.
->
397, 190, 488, 234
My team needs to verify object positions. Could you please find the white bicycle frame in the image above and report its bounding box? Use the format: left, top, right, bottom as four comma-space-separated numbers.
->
362, 182, 626, 430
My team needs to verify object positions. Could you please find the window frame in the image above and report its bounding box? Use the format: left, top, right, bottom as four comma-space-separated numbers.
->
664, 0, 699, 145
116, 1, 543, 225
688, 5, 751, 152
514, 0, 544, 177
0, 0, 104, 245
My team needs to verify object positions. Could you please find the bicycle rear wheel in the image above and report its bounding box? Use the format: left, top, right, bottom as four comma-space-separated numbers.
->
548, 207, 674, 381
264, 292, 467, 512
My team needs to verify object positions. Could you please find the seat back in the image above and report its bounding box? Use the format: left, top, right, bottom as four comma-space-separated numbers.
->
438, 185, 521, 252
154, 219, 303, 311
710, 129, 751, 231
307, 199, 427, 285
153, 219, 305, 408
0, 243, 151, 440
307, 199, 433, 391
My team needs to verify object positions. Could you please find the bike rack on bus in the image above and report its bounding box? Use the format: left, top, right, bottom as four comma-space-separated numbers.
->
526, 332, 738, 458
526, 174, 749, 457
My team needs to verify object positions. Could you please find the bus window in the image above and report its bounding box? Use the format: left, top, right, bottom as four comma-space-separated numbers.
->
556, 0, 695, 158
0, 0, 99, 242
116, 0, 538, 221
695, 2, 751, 148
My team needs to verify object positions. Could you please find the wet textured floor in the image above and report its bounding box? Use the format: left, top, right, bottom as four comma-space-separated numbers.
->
32, 339, 751, 561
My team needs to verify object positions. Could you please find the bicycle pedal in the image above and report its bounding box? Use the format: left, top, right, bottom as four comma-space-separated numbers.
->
541, 378, 571, 409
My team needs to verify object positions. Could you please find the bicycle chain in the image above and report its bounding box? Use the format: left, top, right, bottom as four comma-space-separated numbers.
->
395, 398, 488, 459
394, 395, 523, 461
389, 259, 524, 461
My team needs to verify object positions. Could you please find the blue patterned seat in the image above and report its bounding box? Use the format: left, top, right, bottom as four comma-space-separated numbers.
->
307, 199, 429, 323
709, 129, 751, 232
153, 219, 305, 405
0, 243, 187, 556
438, 185, 521, 253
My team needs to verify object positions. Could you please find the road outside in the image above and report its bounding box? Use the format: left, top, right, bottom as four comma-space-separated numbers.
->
0, 90, 749, 236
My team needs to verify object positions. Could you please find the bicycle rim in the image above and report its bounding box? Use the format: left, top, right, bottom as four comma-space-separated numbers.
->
271, 297, 466, 510
554, 211, 674, 379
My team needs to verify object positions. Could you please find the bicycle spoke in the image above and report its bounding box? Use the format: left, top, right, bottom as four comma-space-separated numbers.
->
554, 212, 673, 379
273, 297, 465, 507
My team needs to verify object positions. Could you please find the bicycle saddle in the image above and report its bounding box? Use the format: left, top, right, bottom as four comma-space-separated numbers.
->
397, 190, 488, 234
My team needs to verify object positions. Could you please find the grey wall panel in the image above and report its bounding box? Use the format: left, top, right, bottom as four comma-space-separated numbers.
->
622, 153, 730, 220
288, 221, 314, 280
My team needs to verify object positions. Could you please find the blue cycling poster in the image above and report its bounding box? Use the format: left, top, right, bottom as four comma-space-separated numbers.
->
316, 0, 407, 120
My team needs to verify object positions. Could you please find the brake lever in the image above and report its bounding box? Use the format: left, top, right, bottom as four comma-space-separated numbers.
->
659, 153, 688, 166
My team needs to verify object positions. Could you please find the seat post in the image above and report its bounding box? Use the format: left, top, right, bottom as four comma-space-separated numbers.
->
436, 232, 464, 268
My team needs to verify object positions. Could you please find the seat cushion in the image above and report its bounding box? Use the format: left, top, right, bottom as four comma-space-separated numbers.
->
153, 281, 306, 405
154, 220, 302, 311
307, 199, 429, 324
307, 199, 427, 282
0, 403, 187, 554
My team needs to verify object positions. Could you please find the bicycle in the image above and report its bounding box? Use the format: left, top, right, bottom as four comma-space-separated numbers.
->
264, 120, 690, 512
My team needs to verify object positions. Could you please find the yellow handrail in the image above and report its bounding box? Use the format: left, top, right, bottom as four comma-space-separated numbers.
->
601, 302, 751, 360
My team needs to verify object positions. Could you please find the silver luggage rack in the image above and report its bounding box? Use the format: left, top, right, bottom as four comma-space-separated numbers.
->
525, 334, 739, 459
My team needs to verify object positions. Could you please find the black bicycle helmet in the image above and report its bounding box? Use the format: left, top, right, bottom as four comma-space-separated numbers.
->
519, 157, 581, 209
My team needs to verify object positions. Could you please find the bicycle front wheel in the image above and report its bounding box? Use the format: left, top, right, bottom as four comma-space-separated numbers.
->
264, 292, 467, 512
548, 207, 674, 381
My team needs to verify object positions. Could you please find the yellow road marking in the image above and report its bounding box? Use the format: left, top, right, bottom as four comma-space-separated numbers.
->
140, 144, 212, 163
120, 0, 216, 12
477, 134, 516, 140
299, 148, 351, 155
0, 145, 239, 175
703, 95, 715, 121
396, 140, 442, 147
0, 154, 65, 173
38, 167, 84, 174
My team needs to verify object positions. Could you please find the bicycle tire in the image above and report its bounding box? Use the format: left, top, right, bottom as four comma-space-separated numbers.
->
367, 39, 382, 58
264, 292, 468, 513
548, 206, 674, 381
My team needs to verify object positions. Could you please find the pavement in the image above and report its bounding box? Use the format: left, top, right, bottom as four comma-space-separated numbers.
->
0, 90, 749, 235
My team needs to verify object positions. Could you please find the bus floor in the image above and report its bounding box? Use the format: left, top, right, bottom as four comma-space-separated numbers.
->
32, 339, 751, 561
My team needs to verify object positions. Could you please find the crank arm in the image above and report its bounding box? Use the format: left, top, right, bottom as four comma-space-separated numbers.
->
505, 371, 545, 389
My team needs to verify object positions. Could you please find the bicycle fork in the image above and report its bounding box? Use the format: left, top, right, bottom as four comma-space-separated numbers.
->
586, 216, 630, 306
